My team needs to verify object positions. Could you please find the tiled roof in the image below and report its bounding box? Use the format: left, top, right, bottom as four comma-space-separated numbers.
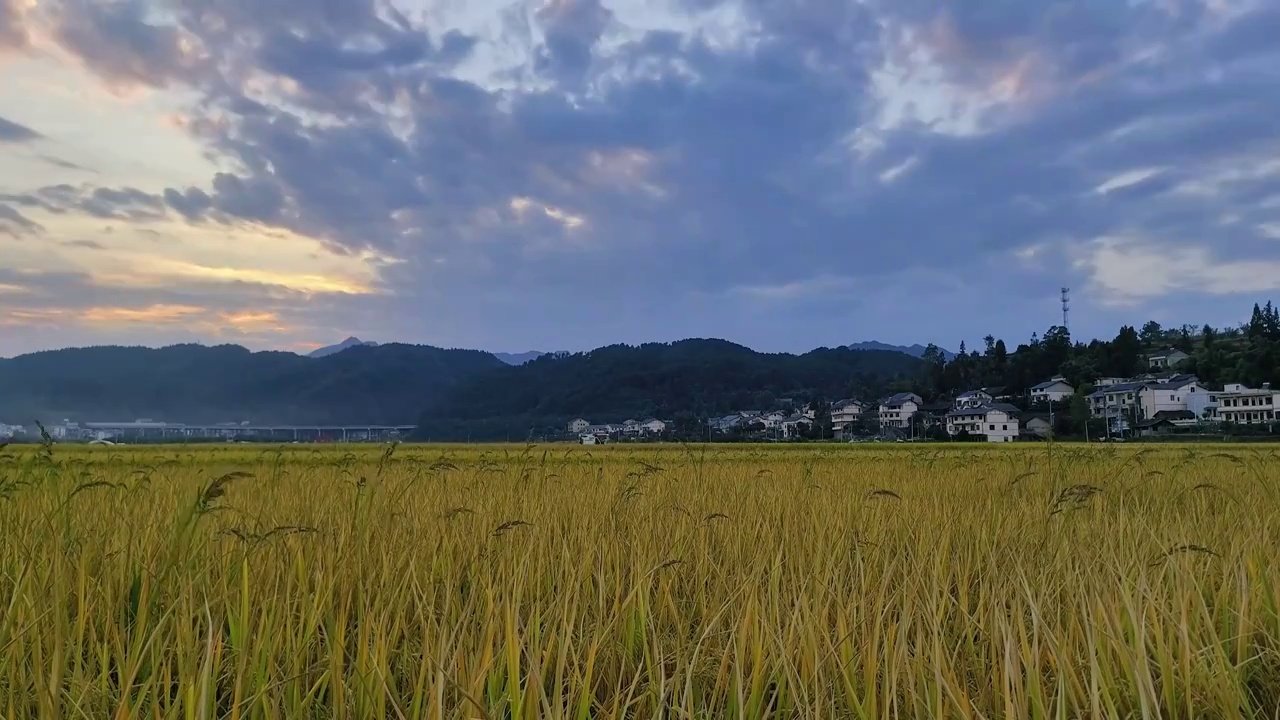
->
945, 403, 1022, 419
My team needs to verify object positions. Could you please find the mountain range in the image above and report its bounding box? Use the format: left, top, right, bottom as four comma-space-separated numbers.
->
0, 340, 924, 431
846, 341, 956, 360
307, 337, 379, 358
492, 351, 547, 366
306, 340, 949, 363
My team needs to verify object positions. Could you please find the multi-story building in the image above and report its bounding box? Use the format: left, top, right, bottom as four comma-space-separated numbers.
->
1030, 377, 1075, 404
1087, 381, 1146, 432
567, 418, 590, 434
1137, 375, 1215, 420
1216, 383, 1278, 425
1147, 348, 1191, 370
830, 399, 866, 437
878, 393, 922, 430
945, 403, 1021, 443
953, 390, 993, 410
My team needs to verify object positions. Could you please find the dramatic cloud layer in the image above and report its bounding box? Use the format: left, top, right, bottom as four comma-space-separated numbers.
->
1, 0, 1278, 356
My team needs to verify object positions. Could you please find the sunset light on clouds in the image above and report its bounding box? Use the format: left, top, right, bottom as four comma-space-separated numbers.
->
2, 0, 1279, 356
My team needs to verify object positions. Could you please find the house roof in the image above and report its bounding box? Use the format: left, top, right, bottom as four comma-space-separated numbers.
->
882, 392, 920, 407
1031, 378, 1073, 391
956, 389, 990, 398
1148, 347, 1189, 358
1153, 410, 1196, 421
945, 403, 1022, 419
832, 399, 864, 410
1088, 382, 1148, 398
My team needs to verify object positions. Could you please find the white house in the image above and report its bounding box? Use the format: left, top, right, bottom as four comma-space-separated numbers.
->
567, 418, 590, 434
945, 403, 1020, 442
1023, 415, 1053, 438
1030, 377, 1075, 404
954, 390, 993, 410
1216, 383, 1278, 425
584, 424, 615, 439
1147, 348, 1191, 370
1137, 376, 1214, 421
830, 399, 865, 428
641, 418, 667, 434
879, 393, 922, 429
1087, 381, 1146, 432
779, 414, 812, 439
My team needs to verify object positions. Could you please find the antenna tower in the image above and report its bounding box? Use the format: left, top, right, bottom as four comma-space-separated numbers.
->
1061, 287, 1071, 331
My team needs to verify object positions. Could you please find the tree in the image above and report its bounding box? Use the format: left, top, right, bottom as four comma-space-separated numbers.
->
1069, 386, 1093, 436
920, 344, 948, 397
1109, 326, 1142, 377
807, 397, 833, 440
1140, 320, 1165, 347
1249, 303, 1268, 340
1175, 326, 1194, 353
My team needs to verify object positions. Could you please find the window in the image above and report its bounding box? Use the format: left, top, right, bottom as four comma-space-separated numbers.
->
989, 424, 995, 431
1171, 395, 1176, 401
1002, 425, 1008, 430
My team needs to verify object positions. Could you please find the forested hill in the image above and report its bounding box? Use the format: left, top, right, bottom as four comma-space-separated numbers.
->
0, 343, 506, 425
416, 339, 923, 439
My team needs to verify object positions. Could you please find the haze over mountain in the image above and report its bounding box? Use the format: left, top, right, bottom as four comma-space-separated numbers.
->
0, 340, 923, 429
0, 343, 505, 425
847, 342, 956, 361
492, 351, 548, 366
416, 340, 924, 440
2, 1, 1278, 357
307, 337, 378, 358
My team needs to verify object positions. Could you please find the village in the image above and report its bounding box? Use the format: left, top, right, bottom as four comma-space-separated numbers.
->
566, 347, 1278, 444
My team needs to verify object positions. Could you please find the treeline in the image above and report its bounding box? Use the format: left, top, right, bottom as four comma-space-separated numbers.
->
913, 301, 1280, 402
414, 340, 923, 440
0, 343, 505, 425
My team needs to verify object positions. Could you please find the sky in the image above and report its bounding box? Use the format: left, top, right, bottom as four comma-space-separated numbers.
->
1, 0, 1279, 357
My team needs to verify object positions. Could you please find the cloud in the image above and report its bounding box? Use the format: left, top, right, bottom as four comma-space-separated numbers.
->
0, 0, 30, 52
2, 184, 166, 221
3, 0, 1279, 354
0, 204, 43, 236
1075, 236, 1280, 305
50, 0, 208, 89
0, 115, 41, 143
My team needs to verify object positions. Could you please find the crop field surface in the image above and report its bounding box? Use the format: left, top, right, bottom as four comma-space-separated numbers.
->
1, 442, 1280, 719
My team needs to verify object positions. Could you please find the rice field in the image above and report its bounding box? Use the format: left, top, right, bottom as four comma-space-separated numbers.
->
2, 441, 1280, 718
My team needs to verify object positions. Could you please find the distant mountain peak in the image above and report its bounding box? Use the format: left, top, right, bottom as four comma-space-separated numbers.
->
308, 337, 378, 358
847, 341, 955, 360
493, 351, 548, 366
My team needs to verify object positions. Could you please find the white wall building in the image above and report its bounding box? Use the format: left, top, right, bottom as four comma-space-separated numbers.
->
953, 390, 993, 410
945, 404, 1020, 442
1137, 377, 1213, 420
878, 393, 922, 430
1030, 377, 1075, 404
1147, 348, 1191, 370
831, 399, 864, 426
642, 418, 667, 434
1216, 383, 1278, 425
567, 418, 590, 434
